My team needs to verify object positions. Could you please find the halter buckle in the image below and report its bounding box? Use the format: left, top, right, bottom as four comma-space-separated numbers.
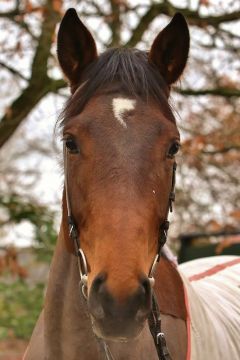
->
68, 216, 78, 240
169, 192, 175, 202
156, 332, 165, 345
161, 220, 169, 231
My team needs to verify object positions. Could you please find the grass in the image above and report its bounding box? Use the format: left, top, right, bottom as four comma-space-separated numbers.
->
0, 281, 44, 340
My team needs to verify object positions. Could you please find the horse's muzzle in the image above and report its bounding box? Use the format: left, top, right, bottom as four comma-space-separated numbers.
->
88, 273, 152, 340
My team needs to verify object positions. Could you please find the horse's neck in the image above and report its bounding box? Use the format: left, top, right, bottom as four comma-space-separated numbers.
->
44, 225, 158, 360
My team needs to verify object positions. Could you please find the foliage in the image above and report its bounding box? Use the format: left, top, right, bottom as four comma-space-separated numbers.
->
0, 193, 57, 261
0, 281, 44, 339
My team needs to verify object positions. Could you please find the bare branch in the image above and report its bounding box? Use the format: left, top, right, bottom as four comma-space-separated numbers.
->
107, 0, 121, 47
202, 146, 240, 155
0, 10, 20, 19
125, 2, 240, 47
0, 61, 28, 81
0, 7, 40, 38
175, 87, 240, 98
0, 0, 62, 148
0, 77, 66, 148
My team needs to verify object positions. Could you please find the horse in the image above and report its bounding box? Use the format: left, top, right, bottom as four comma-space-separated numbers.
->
23, 9, 240, 360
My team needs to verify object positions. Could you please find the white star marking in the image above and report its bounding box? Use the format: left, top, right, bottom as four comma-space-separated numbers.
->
112, 98, 136, 128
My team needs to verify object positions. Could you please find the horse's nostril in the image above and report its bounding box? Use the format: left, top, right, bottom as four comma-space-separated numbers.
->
88, 272, 107, 320
140, 277, 151, 298
135, 308, 148, 321
92, 304, 105, 320
93, 272, 107, 290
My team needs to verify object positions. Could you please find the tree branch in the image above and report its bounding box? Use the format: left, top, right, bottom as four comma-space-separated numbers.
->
202, 146, 240, 155
0, 7, 43, 19
0, 61, 28, 81
125, 2, 240, 47
0, 10, 20, 19
0, 8, 36, 38
0, 0, 62, 148
0, 78, 66, 148
108, 0, 121, 47
175, 87, 240, 98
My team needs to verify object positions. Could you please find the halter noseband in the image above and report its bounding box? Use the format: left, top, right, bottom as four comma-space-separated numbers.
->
63, 142, 176, 360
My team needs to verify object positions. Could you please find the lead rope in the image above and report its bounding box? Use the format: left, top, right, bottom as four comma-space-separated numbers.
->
64, 141, 176, 360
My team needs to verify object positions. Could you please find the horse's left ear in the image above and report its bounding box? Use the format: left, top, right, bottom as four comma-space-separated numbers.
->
149, 13, 190, 85
57, 8, 97, 87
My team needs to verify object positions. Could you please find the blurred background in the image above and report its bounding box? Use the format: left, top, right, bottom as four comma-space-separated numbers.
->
0, 0, 239, 358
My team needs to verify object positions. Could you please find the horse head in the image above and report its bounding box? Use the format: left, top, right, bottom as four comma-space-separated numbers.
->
57, 8, 189, 342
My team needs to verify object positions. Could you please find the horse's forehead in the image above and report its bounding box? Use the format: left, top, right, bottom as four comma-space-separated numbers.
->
78, 93, 173, 130
64, 93, 178, 147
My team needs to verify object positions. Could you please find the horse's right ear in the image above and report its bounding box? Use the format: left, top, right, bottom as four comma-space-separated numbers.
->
57, 9, 97, 87
149, 13, 190, 85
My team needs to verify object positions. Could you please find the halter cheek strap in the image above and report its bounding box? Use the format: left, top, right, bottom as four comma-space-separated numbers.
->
64, 143, 88, 299
147, 162, 176, 360
149, 162, 177, 282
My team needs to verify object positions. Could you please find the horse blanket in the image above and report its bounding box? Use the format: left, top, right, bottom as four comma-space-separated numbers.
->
179, 256, 240, 360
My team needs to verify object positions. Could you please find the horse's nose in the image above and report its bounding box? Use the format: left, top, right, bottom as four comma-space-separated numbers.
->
88, 273, 152, 338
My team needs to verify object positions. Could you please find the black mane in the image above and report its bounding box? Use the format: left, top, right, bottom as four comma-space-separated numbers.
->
60, 48, 175, 127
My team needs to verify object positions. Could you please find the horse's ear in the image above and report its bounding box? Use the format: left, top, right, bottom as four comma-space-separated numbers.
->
57, 8, 97, 86
149, 13, 190, 85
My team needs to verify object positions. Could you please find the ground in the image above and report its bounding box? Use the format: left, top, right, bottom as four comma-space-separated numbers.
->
0, 339, 28, 360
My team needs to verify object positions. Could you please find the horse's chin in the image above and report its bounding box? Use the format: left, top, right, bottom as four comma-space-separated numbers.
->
91, 316, 144, 343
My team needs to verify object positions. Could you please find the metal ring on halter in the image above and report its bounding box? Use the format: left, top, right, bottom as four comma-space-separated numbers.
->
79, 279, 88, 300
77, 248, 88, 298
69, 224, 74, 238
148, 254, 159, 287
77, 248, 88, 276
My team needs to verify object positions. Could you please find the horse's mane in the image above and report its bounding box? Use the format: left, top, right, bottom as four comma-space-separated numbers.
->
59, 48, 175, 128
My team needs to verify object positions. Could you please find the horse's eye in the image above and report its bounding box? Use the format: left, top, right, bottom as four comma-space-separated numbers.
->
168, 142, 180, 158
65, 138, 79, 154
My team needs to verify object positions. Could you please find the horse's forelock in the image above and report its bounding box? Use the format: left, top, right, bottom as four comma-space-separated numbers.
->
58, 48, 175, 130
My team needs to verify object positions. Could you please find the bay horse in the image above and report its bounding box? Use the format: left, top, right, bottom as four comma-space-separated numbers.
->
23, 9, 240, 360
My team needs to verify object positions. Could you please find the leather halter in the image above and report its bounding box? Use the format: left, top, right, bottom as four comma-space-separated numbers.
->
63, 142, 176, 360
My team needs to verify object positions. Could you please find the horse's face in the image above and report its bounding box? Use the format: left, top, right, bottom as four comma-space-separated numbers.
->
58, 9, 189, 341
63, 93, 179, 338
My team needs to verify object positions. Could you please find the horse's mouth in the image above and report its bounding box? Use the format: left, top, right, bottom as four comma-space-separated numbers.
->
90, 315, 145, 342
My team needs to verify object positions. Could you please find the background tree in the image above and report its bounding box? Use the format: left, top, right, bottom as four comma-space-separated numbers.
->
0, 0, 239, 249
